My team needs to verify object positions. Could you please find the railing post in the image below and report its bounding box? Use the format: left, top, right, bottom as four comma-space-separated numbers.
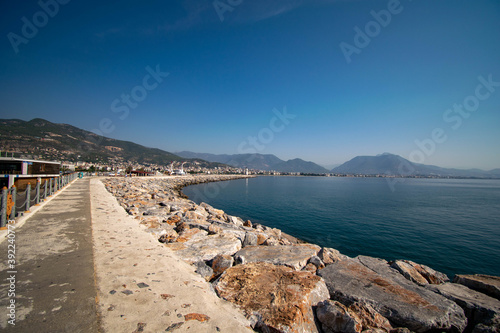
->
35, 179, 40, 205
9, 186, 16, 220
43, 180, 47, 200
1, 187, 7, 228
25, 183, 31, 212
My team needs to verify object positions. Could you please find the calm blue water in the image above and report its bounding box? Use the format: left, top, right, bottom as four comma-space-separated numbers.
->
183, 176, 500, 277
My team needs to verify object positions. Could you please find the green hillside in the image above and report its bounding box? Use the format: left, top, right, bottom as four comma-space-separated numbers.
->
0, 118, 221, 167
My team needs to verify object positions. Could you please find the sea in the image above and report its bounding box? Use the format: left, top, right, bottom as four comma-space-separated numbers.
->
183, 176, 500, 278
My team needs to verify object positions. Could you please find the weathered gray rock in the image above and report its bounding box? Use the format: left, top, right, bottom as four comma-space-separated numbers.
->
316, 300, 393, 333
471, 316, 500, 333
175, 228, 208, 243
208, 220, 247, 241
211, 254, 234, 279
318, 247, 348, 264
200, 202, 226, 220
427, 282, 500, 332
180, 220, 213, 233
454, 275, 500, 301
349, 301, 393, 332
194, 261, 213, 282
234, 244, 321, 270
309, 255, 325, 269
158, 229, 178, 243
242, 232, 258, 247
166, 233, 242, 264
316, 300, 363, 333
252, 223, 265, 231
214, 262, 329, 333
391, 260, 429, 286
228, 215, 244, 226
279, 237, 292, 245
318, 256, 467, 332
207, 224, 222, 235
400, 260, 449, 285
184, 210, 207, 221
126, 206, 140, 215
175, 221, 189, 233
263, 237, 280, 246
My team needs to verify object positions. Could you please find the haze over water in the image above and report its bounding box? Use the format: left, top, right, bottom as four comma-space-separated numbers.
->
184, 176, 500, 278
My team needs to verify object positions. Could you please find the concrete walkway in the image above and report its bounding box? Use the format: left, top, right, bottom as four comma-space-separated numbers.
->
0, 178, 100, 332
0, 178, 253, 332
91, 178, 252, 332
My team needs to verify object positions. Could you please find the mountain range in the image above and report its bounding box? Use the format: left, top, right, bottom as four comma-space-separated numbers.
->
1, 118, 498, 178
332, 153, 500, 178
0, 118, 223, 167
176, 151, 329, 173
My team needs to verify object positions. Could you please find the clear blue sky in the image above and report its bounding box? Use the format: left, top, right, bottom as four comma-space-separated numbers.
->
1, 0, 499, 169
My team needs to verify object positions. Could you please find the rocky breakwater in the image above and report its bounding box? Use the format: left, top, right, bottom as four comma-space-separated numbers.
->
104, 175, 500, 333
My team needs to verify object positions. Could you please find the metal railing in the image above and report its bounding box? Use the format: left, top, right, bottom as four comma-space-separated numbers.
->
0, 173, 79, 227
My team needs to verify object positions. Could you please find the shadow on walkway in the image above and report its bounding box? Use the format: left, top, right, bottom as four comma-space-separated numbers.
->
0, 178, 100, 332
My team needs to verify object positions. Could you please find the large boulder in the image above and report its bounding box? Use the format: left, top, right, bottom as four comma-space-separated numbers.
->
390, 260, 430, 286
242, 232, 258, 247
318, 247, 349, 265
214, 262, 329, 332
472, 316, 500, 333
199, 202, 226, 220
184, 210, 207, 221
316, 300, 363, 333
392, 260, 449, 285
194, 261, 213, 282
228, 215, 244, 226
234, 244, 321, 270
158, 229, 178, 243
454, 275, 500, 301
318, 256, 467, 332
316, 300, 393, 333
166, 233, 242, 263
427, 282, 500, 332
211, 254, 234, 279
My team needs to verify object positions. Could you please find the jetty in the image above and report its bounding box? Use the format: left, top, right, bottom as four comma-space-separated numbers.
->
1, 175, 499, 332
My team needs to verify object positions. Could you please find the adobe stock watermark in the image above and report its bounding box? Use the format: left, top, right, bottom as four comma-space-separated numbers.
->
237, 106, 296, 154
189, 179, 232, 204
213, 0, 243, 22
190, 106, 296, 204
7, 0, 71, 54
80, 65, 169, 149
340, 0, 410, 64
387, 74, 500, 191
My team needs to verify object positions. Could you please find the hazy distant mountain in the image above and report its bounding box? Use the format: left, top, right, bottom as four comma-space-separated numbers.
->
488, 169, 500, 177
272, 158, 330, 173
332, 153, 500, 178
177, 151, 329, 173
0, 118, 223, 167
322, 163, 341, 170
